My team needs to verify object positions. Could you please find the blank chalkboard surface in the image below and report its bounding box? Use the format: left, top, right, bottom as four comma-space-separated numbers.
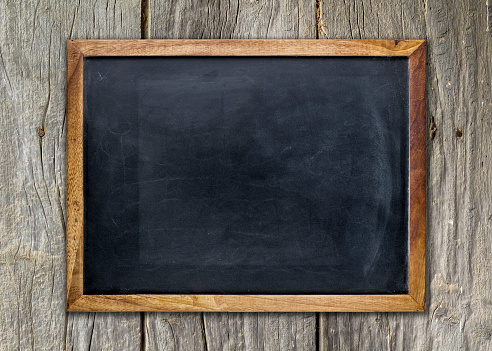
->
67, 40, 426, 312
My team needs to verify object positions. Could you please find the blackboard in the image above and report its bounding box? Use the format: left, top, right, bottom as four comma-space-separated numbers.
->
67, 40, 426, 312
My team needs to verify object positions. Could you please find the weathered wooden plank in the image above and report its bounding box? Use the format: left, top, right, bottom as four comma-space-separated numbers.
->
1, 0, 489, 350
319, 0, 492, 350
0, 1, 141, 350
145, 312, 316, 350
64, 1, 143, 349
66, 313, 141, 351
150, 0, 316, 39
318, 0, 425, 40
145, 1, 317, 350
203, 313, 316, 350
145, 312, 206, 350
318, 0, 426, 348
422, 0, 491, 349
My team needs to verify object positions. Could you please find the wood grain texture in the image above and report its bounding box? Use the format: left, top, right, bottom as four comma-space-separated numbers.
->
66, 313, 141, 351
68, 294, 424, 312
319, 0, 492, 350
70, 38, 424, 56
408, 42, 427, 308
202, 313, 315, 350
0, 1, 141, 350
317, 0, 425, 40
1, 0, 491, 350
144, 313, 206, 350
150, 0, 316, 39
66, 40, 83, 309
146, 1, 317, 349
144, 312, 316, 350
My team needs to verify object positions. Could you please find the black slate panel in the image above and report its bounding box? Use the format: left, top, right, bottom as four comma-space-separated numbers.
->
83, 56, 409, 294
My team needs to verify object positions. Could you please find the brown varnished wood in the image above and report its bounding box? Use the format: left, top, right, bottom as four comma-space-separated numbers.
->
66, 41, 84, 308
67, 294, 423, 312
70, 39, 424, 57
66, 39, 426, 312
408, 41, 427, 309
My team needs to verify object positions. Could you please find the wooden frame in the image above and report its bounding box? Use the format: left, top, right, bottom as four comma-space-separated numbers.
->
66, 39, 426, 312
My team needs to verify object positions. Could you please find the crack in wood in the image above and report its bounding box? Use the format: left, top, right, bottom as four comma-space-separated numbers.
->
201, 313, 209, 351
315, 0, 328, 38
140, 312, 146, 351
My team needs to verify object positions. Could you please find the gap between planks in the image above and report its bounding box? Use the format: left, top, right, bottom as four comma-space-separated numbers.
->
141, 0, 150, 39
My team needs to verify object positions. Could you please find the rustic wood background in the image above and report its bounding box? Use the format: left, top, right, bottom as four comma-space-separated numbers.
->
0, 0, 490, 350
